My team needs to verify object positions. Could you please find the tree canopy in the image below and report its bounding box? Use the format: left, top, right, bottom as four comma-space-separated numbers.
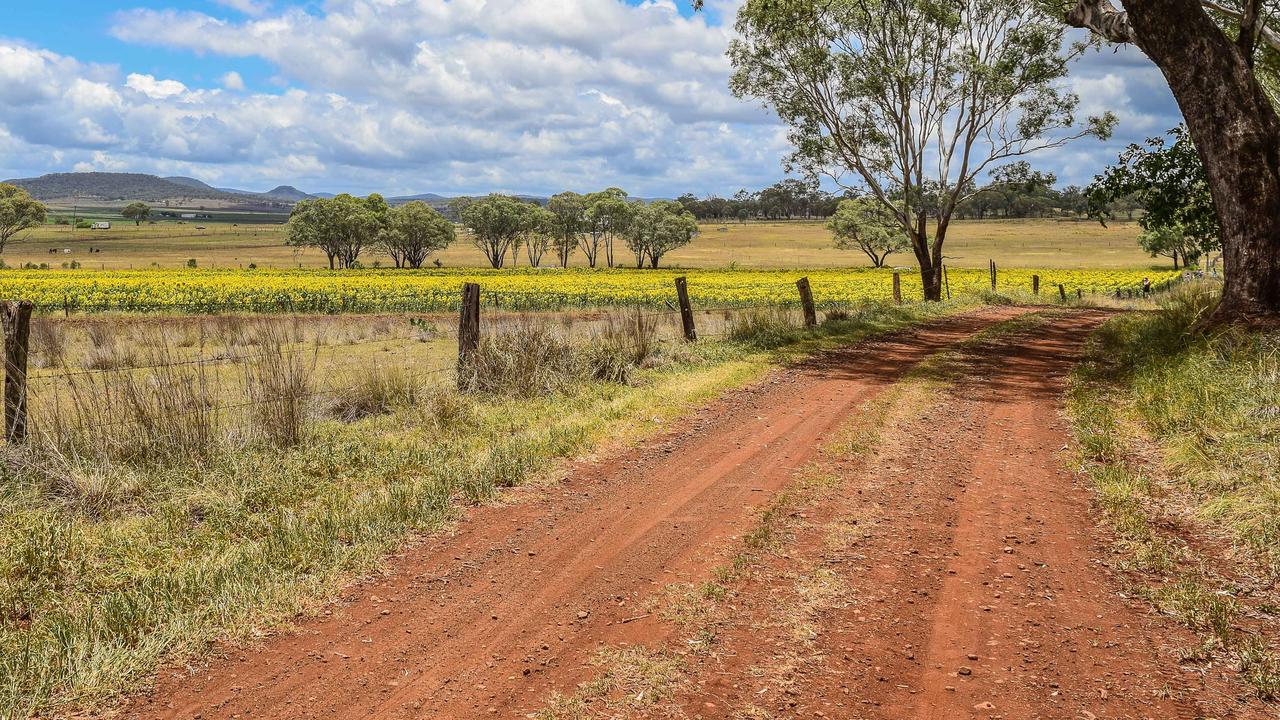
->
460, 194, 530, 269
382, 201, 455, 269
623, 200, 698, 269
121, 202, 152, 226
828, 198, 910, 268
0, 183, 47, 253
287, 194, 388, 269
1086, 125, 1219, 269
728, 0, 1112, 300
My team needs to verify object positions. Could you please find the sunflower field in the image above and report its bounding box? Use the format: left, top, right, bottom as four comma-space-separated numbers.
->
0, 267, 1183, 314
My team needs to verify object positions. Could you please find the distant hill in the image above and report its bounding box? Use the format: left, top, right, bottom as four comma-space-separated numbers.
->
6, 172, 244, 202
262, 185, 315, 202
164, 176, 225, 195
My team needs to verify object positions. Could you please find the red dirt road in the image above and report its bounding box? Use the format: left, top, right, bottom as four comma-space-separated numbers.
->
120, 308, 1257, 720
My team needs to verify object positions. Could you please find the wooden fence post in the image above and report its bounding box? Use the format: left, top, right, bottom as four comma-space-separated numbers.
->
795, 277, 817, 327
2, 300, 33, 444
457, 283, 481, 380
1077, 288, 1083, 300
675, 277, 697, 342
989, 260, 997, 291
943, 265, 952, 300
1058, 284, 1067, 302
892, 272, 902, 305
1032, 274, 1040, 296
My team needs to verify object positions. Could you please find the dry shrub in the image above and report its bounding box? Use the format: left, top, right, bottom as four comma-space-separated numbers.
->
458, 318, 581, 397
584, 310, 659, 383
327, 363, 420, 422
35, 347, 219, 463
30, 319, 67, 369
727, 308, 802, 349
240, 322, 314, 448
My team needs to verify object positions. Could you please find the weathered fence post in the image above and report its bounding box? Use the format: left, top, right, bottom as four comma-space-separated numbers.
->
2, 300, 33, 444
1058, 284, 1067, 302
943, 265, 952, 300
1032, 274, 1040, 296
989, 260, 997, 291
675, 277, 697, 342
892, 272, 902, 305
795, 277, 817, 328
457, 283, 481, 386
1077, 288, 1083, 300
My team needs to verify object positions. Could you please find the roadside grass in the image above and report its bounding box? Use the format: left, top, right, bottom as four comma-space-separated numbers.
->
0, 298, 976, 718
1066, 282, 1280, 700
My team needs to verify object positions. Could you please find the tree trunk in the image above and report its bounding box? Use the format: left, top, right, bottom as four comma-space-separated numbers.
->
1112, 0, 1280, 323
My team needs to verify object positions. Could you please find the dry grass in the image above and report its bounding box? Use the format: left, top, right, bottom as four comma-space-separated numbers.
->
13, 218, 1156, 270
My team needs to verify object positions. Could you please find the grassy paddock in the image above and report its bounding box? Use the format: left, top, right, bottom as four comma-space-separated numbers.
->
1066, 284, 1280, 699
0, 298, 970, 718
8, 218, 1159, 271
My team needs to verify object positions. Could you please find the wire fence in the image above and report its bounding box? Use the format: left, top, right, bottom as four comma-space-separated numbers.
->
0, 270, 1187, 450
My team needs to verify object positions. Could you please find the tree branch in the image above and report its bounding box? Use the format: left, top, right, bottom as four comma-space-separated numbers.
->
1065, 0, 1137, 43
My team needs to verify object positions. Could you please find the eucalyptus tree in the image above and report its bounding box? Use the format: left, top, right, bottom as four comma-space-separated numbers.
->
459, 194, 528, 269
382, 201, 456, 269
1086, 125, 1219, 269
585, 188, 632, 268
726, 0, 1113, 300
547, 191, 585, 268
122, 202, 151, 226
0, 184, 47, 253
624, 200, 699, 268
522, 204, 556, 267
1065, 0, 1280, 323
287, 193, 387, 269
828, 197, 910, 267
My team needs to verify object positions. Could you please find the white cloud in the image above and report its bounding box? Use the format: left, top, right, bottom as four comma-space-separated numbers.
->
0, 2, 1184, 193
214, 0, 270, 16
221, 71, 246, 91
125, 73, 188, 99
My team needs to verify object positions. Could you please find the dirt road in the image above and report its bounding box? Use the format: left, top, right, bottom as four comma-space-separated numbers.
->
121, 308, 1248, 720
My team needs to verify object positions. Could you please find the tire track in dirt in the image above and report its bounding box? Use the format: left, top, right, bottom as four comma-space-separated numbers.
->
674, 310, 1262, 719
118, 307, 1029, 720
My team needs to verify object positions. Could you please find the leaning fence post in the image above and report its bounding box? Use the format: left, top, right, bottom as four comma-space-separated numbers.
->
1058, 283, 1067, 302
1032, 274, 1040, 296
989, 260, 997, 291
675, 277, 697, 342
457, 283, 481, 385
892, 272, 902, 305
796, 277, 817, 327
2, 300, 33, 444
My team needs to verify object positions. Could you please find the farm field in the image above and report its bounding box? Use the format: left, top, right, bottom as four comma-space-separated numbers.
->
10, 218, 1159, 271
0, 267, 1181, 314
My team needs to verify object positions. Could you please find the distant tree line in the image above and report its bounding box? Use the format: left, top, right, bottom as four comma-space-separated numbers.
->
674, 171, 1142, 224
286, 188, 698, 270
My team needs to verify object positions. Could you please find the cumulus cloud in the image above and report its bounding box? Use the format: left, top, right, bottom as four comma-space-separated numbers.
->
214, 0, 271, 16
221, 71, 246, 91
0, 1, 1183, 193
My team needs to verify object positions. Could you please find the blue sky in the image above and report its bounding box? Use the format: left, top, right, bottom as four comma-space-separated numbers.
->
0, 1, 1185, 197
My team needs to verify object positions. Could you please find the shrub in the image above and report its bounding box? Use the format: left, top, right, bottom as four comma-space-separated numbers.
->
727, 308, 802, 349
240, 323, 314, 448
458, 318, 581, 397
327, 364, 420, 422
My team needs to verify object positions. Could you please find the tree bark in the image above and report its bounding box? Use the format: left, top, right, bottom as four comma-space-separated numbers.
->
1071, 0, 1280, 323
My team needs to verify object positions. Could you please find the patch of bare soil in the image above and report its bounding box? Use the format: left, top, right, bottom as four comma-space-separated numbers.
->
671, 310, 1267, 720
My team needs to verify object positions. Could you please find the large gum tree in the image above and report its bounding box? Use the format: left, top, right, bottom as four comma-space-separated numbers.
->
1065, 0, 1280, 324
724, 0, 1112, 300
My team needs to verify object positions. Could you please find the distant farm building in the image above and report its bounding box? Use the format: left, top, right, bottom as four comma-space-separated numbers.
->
91, 221, 111, 230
